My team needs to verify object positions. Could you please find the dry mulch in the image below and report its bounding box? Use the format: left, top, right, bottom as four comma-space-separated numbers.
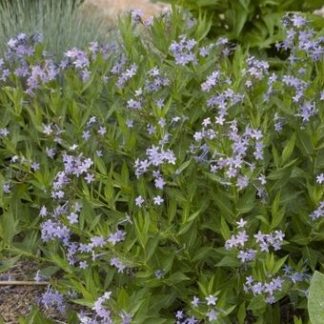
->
0, 259, 87, 323
0, 260, 51, 323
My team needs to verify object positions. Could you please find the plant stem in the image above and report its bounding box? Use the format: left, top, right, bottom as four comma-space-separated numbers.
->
0, 280, 49, 286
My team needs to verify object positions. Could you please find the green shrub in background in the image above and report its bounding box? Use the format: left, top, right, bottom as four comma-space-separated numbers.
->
0, 0, 109, 58
157, 0, 324, 48
0, 8, 323, 323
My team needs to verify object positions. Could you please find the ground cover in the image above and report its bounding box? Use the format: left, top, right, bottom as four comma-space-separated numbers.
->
0, 3, 323, 324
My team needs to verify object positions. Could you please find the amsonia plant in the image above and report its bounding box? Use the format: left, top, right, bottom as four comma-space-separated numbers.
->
0, 8, 323, 324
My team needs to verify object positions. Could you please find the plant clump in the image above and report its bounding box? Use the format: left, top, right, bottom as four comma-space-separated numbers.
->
0, 8, 323, 323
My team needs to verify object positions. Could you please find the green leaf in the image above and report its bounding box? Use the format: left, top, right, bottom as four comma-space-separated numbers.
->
308, 271, 324, 324
293, 316, 303, 324
220, 216, 231, 240
72, 299, 94, 308
247, 295, 266, 314
237, 188, 256, 214
175, 160, 191, 175
0, 212, 19, 245
0, 256, 20, 273
192, 247, 216, 262
270, 192, 285, 229
213, 189, 234, 221
134, 212, 150, 250
281, 133, 296, 165
166, 272, 190, 285
272, 255, 288, 275
117, 288, 129, 309
49, 253, 73, 274
216, 255, 241, 267
231, 4, 248, 38
237, 302, 246, 324
39, 266, 60, 278
186, 200, 209, 223
95, 156, 107, 175
297, 131, 313, 156
145, 236, 160, 262
167, 199, 177, 224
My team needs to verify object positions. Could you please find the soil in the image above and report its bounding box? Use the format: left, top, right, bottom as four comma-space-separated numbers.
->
0, 260, 81, 323
0, 260, 46, 323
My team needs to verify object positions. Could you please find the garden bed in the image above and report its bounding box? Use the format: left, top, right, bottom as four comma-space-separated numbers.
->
0, 1, 323, 323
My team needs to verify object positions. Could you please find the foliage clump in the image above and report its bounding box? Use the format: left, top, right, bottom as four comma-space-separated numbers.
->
159, 0, 324, 48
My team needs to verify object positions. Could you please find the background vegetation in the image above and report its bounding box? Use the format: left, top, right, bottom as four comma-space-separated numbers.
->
158, 0, 324, 48
0, 0, 108, 58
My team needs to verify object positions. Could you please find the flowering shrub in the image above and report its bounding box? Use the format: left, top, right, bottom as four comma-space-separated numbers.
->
0, 10, 323, 323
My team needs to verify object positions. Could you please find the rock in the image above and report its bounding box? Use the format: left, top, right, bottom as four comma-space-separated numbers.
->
314, 6, 324, 17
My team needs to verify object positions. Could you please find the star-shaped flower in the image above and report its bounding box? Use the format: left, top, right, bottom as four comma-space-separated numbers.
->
135, 195, 145, 207
205, 295, 217, 306
316, 173, 324, 184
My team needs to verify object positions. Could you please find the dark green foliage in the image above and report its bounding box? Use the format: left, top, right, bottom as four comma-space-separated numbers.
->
158, 0, 324, 47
